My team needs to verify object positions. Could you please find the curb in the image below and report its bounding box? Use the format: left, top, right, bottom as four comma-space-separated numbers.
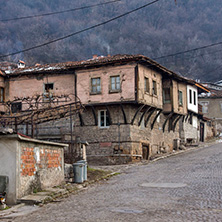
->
150, 140, 220, 163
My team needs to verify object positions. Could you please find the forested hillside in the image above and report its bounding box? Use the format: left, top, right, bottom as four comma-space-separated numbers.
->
0, 0, 222, 82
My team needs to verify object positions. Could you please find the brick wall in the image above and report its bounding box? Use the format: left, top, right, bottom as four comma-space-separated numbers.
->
18, 140, 64, 198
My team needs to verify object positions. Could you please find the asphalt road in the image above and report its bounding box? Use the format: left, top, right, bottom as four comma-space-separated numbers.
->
4, 142, 222, 221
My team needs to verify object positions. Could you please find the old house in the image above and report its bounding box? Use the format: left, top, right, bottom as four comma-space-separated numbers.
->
199, 85, 222, 135
72, 55, 190, 164
0, 54, 211, 164
179, 82, 210, 144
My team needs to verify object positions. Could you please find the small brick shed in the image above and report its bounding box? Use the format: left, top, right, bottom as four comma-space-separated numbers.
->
0, 133, 68, 204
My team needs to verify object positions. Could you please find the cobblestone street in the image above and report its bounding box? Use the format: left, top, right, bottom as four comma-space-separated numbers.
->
3, 142, 222, 222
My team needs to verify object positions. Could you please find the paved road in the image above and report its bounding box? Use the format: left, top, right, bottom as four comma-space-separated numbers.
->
4, 143, 222, 221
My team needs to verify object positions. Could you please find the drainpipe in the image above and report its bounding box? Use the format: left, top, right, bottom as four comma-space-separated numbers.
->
118, 122, 120, 152
135, 64, 138, 102
74, 70, 77, 103
70, 104, 73, 163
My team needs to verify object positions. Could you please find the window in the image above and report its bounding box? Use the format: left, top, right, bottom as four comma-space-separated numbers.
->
178, 90, 183, 106
91, 77, 101, 94
144, 77, 149, 93
200, 101, 209, 113
189, 89, 192, 104
98, 110, 110, 128
0, 87, 4, 102
193, 91, 196, 105
110, 76, 120, 92
44, 83, 54, 98
11, 102, 22, 113
220, 103, 222, 113
152, 80, 157, 95
189, 115, 193, 125
163, 88, 171, 104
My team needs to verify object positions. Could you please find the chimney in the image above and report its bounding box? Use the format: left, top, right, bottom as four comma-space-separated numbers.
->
17, 60, 25, 68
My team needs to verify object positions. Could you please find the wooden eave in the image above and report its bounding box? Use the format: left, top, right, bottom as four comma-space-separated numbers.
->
195, 83, 210, 93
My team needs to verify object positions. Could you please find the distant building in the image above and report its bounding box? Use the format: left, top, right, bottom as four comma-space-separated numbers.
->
199, 85, 222, 134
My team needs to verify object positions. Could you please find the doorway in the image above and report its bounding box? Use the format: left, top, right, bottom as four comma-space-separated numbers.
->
142, 144, 150, 160
200, 122, 204, 142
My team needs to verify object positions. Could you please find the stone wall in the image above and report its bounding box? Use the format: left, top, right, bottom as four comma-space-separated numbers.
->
74, 104, 180, 165
204, 120, 214, 140
180, 116, 199, 144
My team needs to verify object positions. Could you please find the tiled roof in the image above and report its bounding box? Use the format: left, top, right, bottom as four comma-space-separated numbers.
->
199, 89, 222, 98
3, 54, 184, 77
0, 61, 17, 70
1, 54, 203, 87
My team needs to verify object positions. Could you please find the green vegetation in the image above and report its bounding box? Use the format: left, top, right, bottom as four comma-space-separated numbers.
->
87, 167, 112, 181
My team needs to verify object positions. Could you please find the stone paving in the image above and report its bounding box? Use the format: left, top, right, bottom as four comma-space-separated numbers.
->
2, 142, 222, 221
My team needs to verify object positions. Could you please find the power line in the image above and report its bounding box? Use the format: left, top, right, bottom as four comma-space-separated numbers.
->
0, 0, 160, 59
153, 47, 222, 68
0, 0, 121, 22
153, 41, 222, 60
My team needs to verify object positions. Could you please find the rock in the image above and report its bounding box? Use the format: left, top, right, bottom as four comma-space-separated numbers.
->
179, 145, 186, 150
160, 147, 167, 153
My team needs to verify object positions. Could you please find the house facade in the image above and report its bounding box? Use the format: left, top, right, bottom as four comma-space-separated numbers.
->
199, 87, 222, 134
0, 55, 211, 164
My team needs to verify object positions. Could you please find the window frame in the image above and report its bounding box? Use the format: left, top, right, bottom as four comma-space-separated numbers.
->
152, 80, 157, 96
178, 90, 183, 106
43, 83, 54, 99
193, 91, 196, 105
189, 89, 192, 104
11, 102, 22, 113
91, 77, 101, 94
98, 110, 110, 128
200, 101, 209, 114
144, 77, 150, 94
163, 88, 171, 104
109, 75, 121, 93
0, 87, 5, 102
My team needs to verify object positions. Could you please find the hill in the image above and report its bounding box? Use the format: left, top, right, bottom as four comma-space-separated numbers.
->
0, 0, 222, 82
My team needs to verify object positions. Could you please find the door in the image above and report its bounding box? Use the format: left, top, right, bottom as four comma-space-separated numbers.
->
200, 122, 204, 142
142, 144, 150, 160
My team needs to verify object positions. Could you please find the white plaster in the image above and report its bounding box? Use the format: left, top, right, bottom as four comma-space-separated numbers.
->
187, 85, 198, 113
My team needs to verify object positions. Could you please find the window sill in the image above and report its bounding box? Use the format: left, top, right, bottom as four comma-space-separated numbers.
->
109, 90, 121, 94
99, 126, 110, 129
90, 92, 102, 95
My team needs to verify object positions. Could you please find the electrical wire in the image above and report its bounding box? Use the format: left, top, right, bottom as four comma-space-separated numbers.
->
0, 0, 160, 59
153, 41, 222, 60
0, 0, 121, 22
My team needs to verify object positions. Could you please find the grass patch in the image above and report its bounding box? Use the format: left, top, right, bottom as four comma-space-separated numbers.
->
87, 167, 112, 181
0, 206, 10, 211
